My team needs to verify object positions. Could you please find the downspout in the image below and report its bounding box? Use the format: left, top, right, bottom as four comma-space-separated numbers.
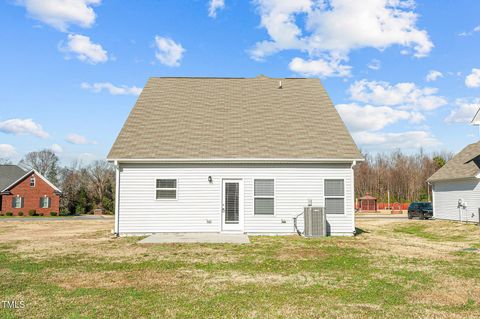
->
114, 160, 121, 236
351, 160, 356, 234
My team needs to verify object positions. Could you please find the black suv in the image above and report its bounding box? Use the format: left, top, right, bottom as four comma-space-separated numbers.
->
408, 202, 433, 220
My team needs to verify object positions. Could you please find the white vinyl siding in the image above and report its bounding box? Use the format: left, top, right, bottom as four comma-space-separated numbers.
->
254, 179, 274, 215
156, 179, 177, 199
432, 179, 480, 222
117, 163, 355, 235
325, 179, 345, 214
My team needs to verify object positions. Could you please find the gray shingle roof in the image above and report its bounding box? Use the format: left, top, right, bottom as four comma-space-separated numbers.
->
108, 76, 362, 161
0, 165, 26, 191
428, 141, 480, 182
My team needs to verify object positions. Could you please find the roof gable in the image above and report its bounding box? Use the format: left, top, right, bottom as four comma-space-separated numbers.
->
0, 165, 26, 191
428, 141, 480, 182
1, 169, 61, 193
108, 76, 362, 161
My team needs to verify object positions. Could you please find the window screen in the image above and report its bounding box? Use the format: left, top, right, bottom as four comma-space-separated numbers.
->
254, 179, 274, 215
325, 179, 344, 196
325, 198, 344, 214
156, 179, 177, 199
325, 179, 345, 214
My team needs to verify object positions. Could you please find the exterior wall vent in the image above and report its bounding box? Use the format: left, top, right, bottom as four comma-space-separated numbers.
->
304, 206, 326, 237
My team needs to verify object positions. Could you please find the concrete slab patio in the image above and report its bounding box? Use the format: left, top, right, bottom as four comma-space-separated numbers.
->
139, 233, 250, 244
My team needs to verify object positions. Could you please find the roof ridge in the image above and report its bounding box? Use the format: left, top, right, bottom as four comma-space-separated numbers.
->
149, 76, 309, 80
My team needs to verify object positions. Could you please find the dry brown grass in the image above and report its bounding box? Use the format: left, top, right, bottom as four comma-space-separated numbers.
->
1, 218, 480, 318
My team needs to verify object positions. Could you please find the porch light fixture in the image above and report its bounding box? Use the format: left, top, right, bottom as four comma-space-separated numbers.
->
208, 176, 213, 183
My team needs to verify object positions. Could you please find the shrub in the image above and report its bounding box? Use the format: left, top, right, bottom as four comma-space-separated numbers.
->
28, 209, 37, 216
6, 212, 13, 216
50, 212, 58, 216
59, 209, 70, 216
18, 211, 24, 216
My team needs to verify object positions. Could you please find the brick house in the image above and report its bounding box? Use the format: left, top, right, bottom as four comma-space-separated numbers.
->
0, 165, 61, 215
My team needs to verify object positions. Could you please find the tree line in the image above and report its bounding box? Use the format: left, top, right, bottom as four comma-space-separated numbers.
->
354, 149, 453, 203
2, 150, 115, 215
1, 148, 454, 213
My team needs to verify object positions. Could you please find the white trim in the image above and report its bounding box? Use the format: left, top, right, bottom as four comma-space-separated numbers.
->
108, 158, 363, 164
221, 179, 244, 232
351, 162, 355, 230
253, 178, 275, 216
114, 162, 120, 235
154, 178, 178, 200
1, 169, 61, 193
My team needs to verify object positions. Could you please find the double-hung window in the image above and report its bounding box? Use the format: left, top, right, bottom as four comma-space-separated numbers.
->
30, 176, 35, 187
12, 196, 24, 209
254, 179, 274, 215
324, 179, 345, 214
40, 196, 51, 208
156, 179, 177, 199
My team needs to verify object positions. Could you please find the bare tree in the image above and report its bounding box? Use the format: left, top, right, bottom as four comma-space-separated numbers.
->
355, 149, 453, 203
87, 160, 115, 210
19, 149, 60, 185
0, 158, 12, 165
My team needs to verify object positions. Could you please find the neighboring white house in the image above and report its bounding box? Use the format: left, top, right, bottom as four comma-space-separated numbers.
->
428, 141, 480, 223
108, 76, 363, 236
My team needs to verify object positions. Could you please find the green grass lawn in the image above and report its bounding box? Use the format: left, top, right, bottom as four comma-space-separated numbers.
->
0, 219, 479, 318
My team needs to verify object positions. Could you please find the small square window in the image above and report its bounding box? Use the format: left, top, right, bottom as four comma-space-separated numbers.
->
156, 179, 177, 199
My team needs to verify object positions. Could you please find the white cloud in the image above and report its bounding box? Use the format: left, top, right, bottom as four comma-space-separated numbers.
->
0, 144, 17, 158
465, 68, 480, 88
445, 98, 480, 124
349, 79, 447, 111
251, 0, 433, 77
65, 133, 96, 145
81, 82, 142, 96
288, 56, 351, 78
17, 0, 101, 32
336, 103, 424, 132
0, 119, 49, 138
154, 36, 185, 67
50, 143, 63, 153
353, 131, 440, 150
458, 25, 480, 37
425, 70, 443, 82
208, 0, 225, 18
61, 34, 108, 64
367, 59, 381, 70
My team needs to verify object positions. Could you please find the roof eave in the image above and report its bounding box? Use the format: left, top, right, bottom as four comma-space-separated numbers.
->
428, 175, 479, 183
107, 157, 364, 164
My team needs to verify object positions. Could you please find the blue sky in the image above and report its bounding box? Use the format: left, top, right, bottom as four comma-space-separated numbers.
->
1, 0, 479, 164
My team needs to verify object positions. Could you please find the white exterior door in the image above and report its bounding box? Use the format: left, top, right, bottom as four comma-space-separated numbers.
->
222, 179, 244, 232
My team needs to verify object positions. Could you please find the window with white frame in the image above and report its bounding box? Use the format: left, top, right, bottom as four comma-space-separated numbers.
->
12, 196, 23, 209
156, 179, 177, 199
30, 175, 35, 187
254, 179, 274, 215
40, 196, 51, 208
325, 179, 345, 214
